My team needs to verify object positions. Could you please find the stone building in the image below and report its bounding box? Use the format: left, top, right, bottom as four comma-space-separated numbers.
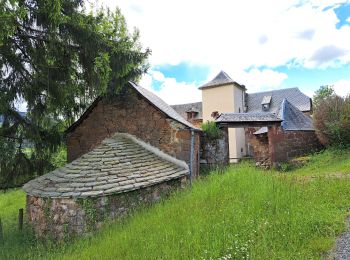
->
172, 71, 321, 165
217, 99, 322, 167
171, 102, 203, 128
23, 81, 200, 238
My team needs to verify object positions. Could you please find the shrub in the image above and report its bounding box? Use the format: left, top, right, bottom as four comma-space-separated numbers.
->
201, 121, 220, 139
313, 95, 350, 147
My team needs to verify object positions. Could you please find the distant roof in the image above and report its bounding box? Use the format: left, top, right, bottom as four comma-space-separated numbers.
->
23, 133, 189, 198
278, 99, 314, 131
171, 102, 202, 120
66, 82, 200, 133
216, 112, 282, 123
199, 71, 246, 90
247, 87, 311, 113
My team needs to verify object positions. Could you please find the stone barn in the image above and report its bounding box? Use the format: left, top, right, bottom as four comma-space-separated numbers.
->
23, 81, 201, 238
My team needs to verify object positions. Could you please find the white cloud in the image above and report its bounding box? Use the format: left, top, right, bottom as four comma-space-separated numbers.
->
140, 71, 201, 105
237, 69, 289, 93
100, 0, 350, 71
333, 80, 350, 97
95, 0, 350, 104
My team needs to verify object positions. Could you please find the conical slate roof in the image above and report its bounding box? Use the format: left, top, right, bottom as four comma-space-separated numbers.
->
199, 71, 246, 90
278, 99, 314, 131
23, 133, 189, 198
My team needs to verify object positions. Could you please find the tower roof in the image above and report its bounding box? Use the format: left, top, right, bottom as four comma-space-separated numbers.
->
199, 71, 246, 90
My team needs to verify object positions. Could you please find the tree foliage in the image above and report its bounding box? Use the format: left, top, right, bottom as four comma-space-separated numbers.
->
312, 85, 335, 108
0, 0, 150, 187
313, 91, 350, 147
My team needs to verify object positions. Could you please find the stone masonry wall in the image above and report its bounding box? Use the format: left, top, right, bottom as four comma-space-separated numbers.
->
268, 125, 323, 164
200, 127, 229, 165
27, 177, 186, 239
66, 88, 200, 177
245, 127, 270, 166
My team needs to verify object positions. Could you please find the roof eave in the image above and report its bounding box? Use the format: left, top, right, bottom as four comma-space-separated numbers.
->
199, 81, 246, 90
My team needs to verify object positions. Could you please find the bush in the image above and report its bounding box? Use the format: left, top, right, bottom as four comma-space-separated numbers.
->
313, 95, 350, 147
201, 121, 220, 139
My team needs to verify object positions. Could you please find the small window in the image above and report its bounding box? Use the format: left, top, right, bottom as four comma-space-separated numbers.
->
239, 107, 241, 113
186, 112, 194, 120
262, 104, 270, 111
211, 111, 219, 119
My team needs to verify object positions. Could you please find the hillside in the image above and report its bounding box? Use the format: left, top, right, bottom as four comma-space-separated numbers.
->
1, 148, 350, 259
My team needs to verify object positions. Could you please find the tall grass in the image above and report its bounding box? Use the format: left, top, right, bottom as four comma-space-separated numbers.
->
52, 165, 349, 260
0, 149, 349, 259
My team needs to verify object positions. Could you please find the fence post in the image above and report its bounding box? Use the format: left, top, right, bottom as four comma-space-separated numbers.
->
18, 208, 23, 231
0, 217, 3, 244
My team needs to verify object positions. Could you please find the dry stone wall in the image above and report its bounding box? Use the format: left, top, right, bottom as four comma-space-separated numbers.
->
200, 127, 229, 166
26, 177, 186, 239
245, 127, 270, 167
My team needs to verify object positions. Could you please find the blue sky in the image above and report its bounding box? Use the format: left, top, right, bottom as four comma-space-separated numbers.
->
103, 0, 350, 104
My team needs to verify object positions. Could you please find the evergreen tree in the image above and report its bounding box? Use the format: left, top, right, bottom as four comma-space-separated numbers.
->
0, 0, 150, 187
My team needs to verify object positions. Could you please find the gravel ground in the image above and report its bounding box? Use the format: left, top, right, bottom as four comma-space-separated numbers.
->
332, 218, 350, 260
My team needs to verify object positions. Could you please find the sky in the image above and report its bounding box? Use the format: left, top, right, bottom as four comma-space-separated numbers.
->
95, 0, 350, 105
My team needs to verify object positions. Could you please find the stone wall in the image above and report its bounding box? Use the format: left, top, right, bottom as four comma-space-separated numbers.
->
245, 128, 270, 166
200, 127, 229, 166
66, 88, 200, 177
268, 126, 323, 164
245, 126, 322, 167
26, 177, 186, 239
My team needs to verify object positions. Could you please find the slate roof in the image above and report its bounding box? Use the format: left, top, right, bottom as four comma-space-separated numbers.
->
23, 133, 189, 198
278, 99, 314, 131
130, 82, 199, 130
216, 112, 282, 123
171, 102, 203, 120
66, 82, 200, 133
199, 71, 246, 90
247, 87, 311, 113
218, 98, 314, 132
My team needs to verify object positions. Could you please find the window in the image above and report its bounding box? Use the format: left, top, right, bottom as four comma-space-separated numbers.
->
262, 104, 270, 111
211, 111, 219, 119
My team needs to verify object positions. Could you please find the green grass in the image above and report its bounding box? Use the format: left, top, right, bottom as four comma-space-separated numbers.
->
0, 149, 350, 259
291, 148, 350, 176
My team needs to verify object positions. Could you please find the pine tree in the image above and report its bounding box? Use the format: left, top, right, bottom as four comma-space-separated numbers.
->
0, 0, 150, 187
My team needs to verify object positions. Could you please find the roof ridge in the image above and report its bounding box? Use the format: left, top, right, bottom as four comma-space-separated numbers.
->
129, 81, 200, 131
171, 101, 202, 106
115, 133, 189, 170
248, 87, 300, 96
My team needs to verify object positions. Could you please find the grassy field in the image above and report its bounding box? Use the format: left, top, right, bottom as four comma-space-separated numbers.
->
0, 148, 350, 259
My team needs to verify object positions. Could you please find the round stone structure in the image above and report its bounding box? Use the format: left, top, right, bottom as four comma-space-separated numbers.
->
23, 133, 189, 239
